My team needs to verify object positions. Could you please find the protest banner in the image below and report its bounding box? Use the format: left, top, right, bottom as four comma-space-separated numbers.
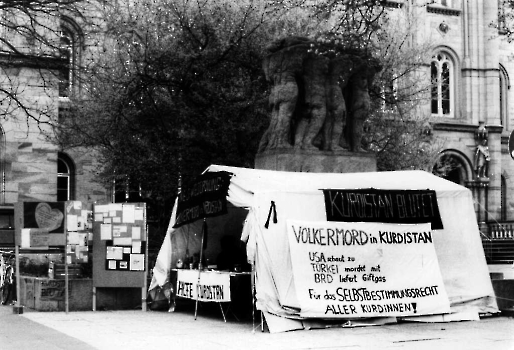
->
286, 220, 450, 318
173, 171, 231, 228
323, 189, 443, 229
176, 270, 231, 302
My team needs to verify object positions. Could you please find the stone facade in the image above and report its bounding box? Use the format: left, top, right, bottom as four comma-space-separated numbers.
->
1, 116, 108, 205
0, 6, 109, 206
1, 1, 514, 225
384, 1, 514, 225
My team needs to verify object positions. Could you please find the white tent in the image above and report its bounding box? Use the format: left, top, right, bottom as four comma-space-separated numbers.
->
151, 165, 498, 332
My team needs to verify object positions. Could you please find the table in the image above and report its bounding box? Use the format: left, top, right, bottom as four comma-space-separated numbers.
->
169, 269, 252, 321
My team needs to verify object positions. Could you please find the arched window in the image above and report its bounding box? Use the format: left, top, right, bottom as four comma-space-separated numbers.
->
59, 29, 72, 97
0, 126, 5, 204
499, 64, 509, 129
431, 52, 455, 118
57, 153, 75, 201
499, 0, 507, 34
432, 150, 472, 186
59, 18, 82, 98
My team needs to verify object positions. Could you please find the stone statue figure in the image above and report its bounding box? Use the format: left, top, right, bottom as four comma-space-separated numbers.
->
259, 37, 311, 151
475, 138, 491, 179
258, 36, 381, 154
347, 59, 380, 152
474, 122, 490, 179
295, 54, 330, 150
324, 57, 353, 151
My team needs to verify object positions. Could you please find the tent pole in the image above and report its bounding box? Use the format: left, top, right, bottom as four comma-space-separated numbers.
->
251, 263, 256, 333
194, 218, 207, 320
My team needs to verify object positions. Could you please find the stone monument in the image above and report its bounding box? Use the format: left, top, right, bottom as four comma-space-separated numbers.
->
255, 36, 381, 173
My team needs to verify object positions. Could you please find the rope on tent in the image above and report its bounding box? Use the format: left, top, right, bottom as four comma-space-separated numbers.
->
473, 198, 512, 241
493, 295, 514, 302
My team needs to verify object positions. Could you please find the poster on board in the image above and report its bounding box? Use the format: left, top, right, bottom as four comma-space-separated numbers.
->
286, 220, 450, 318
23, 202, 65, 233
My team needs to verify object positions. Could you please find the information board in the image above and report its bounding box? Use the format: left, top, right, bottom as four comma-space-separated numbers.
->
65, 201, 92, 264
92, 203, 147, 288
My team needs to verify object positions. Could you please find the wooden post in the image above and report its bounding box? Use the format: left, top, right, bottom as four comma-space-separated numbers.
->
92, 286, 96, 311
65, 233, 69, 314
194, 219, 206, 320
13, 245, 23, 314
142, 218, 148, 312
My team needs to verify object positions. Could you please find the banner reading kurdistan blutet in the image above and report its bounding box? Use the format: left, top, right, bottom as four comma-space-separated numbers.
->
286, 220, 450, 318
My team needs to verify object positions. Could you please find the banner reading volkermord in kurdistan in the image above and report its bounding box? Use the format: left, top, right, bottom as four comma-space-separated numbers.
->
286, 220, 450, 318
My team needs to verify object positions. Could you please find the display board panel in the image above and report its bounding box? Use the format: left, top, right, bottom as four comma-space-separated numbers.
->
92, 203, 147, 288
65, 201, 92, 264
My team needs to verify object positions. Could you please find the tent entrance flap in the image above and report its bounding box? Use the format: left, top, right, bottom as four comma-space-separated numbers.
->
170, 203, 250, 272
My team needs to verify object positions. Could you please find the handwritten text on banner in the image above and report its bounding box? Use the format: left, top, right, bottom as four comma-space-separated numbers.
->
286, 220, 450, 318
173, 171, 231, 228
323, 189, 443, 230
176, 270, 231, 302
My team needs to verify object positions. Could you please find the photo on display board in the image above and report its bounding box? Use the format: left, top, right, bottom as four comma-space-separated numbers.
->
130, 254, 145, 271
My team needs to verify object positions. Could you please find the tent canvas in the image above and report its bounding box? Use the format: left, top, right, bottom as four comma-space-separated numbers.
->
151, 165, 498, 332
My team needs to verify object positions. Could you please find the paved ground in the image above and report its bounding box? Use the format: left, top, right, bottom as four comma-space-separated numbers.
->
2, 302, 514, 350
0, 304, 95, 350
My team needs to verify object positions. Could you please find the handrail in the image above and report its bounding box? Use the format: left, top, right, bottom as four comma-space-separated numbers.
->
481, 221, 514, 240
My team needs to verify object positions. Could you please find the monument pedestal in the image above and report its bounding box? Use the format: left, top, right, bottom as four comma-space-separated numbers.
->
255, 148, 376, 173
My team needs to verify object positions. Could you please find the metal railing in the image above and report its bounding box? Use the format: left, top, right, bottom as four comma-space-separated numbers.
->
480, 221, 514, 264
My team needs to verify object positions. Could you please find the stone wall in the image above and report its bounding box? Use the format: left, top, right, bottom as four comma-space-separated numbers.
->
19, 276, 93, 311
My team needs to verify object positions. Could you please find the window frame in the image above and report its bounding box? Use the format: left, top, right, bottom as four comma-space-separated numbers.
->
433, 149, 473, 186
431, 52, 455, 118
498, 0, 508, 35
59, 28, 74, 98
59, 17, 83, 99
0, 126, 5, 205
499, 64, 510, 130
57, 152, 75, 201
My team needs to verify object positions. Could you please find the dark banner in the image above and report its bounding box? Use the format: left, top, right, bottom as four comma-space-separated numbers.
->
173, 171, 232, 228
323, 189, 443, 230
